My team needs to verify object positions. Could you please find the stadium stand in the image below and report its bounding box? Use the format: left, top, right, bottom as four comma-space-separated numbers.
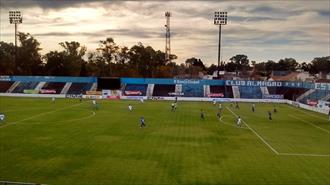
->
12, 82, 39, 93
182, 84, 203, 97
123, 84, 148, 96
152, 84, 175, 96
67, 83, 93, 94
301, 90, 329, 103
210, 86, 225, 94
224, 85, 233, 98
267, 87, 308, 100
239, 86, 262, 99
41, 82, 66, 94
0, 81, 14, 92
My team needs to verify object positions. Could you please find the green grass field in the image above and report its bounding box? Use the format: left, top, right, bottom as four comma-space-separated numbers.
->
0, 97, 329, 185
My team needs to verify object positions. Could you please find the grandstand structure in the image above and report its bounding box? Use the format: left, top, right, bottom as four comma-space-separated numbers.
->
0, 76, 329, 108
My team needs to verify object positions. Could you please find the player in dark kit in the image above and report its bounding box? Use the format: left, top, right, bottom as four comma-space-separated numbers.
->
216, 111, 221, 120
235, 102, 240, 109
200, 109, 205, 120
273, 105, 277, 113
268, 111, 272, 120
140, 117, 146, 128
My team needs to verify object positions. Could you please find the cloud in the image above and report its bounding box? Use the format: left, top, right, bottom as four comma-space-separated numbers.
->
0, 0, 329, 65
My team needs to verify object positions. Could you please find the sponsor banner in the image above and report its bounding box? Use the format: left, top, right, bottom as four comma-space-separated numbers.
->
0, 76, 12, 81
263, 94, 284, 99
121, 96, 145, 100
66, 94, 83, 99
124, 91, 142, 95
40, 89, 56, 94
174, 79, 200, 84
148, 96, 165, 100
102, 90, 121, 99
84, 95, 102, 99
207, 93, 224, 98
168, 92, 184, 96
314, 83, 330, 91
225, 80, 282, 87
106, 96, 120, 99
23, 89, 39, 94
307, 99, 318, 106
86, 91, 102, 95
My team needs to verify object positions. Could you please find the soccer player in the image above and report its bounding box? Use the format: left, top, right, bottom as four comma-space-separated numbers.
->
273, 105, 277, 113
328, 109, 330, 121
252, 103, 255, 112
171, 102, 175, 111
237, 116, 242, 127
92, 99, 97, 110
140, 116, 146, 128
268, 111, 272, 120
213, 99, 216, 105
218, 103, 222, 111
79, 92, 83, 102
235, 102, 240, 109
175, 96, 178, 103
140, 98, 144, 103
128, 104, 133, 112
0, 113, 5, 122
216, 111, 221, 120
52, 96, 55, 103
174, 102, 178, 111
200, 109, 205, 120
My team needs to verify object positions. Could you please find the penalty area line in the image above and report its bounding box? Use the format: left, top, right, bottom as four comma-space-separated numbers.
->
226, 107, 280, 155
287, 105, 329, 122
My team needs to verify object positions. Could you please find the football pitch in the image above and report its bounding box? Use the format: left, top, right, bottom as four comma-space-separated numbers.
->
0, 97, 329, 185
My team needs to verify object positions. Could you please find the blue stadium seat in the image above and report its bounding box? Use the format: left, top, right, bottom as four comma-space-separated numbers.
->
239, 86, 262, 99
12, 82, 39, 93
301, 90, 329, 103
182, 84, 203, 97
67, 83, 93, 94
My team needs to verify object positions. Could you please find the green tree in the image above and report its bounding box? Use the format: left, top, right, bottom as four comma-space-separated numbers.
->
16, 32, 43, 75
0, 42, 15, 75
277, 58, 298, 71
229, 54, 250, 72
309, 56, 330, 76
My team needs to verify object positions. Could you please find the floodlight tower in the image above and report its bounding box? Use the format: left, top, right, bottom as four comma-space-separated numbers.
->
165, 12, 171, 63
9, 10, 22, 49
214, 11, 227, 78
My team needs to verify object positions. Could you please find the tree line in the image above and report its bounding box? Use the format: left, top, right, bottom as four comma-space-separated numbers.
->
0, 32, 329, 78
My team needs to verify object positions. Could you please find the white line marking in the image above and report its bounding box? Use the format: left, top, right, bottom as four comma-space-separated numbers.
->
226, 107, 280, 155
0, 102, 86, 129
289, 114, 330, 134
278, 152, 330, 157
287, 105, 329, 121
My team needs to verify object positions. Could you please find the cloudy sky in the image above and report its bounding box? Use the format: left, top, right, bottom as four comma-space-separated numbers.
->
0, 0, 329, 65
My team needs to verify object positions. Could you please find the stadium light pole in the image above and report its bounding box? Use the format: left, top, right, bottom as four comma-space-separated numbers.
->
214, 11, 227, 78
9, 10, 22, 66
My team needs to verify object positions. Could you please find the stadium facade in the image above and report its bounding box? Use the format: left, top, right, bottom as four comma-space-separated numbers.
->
0, 75, 329, 112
